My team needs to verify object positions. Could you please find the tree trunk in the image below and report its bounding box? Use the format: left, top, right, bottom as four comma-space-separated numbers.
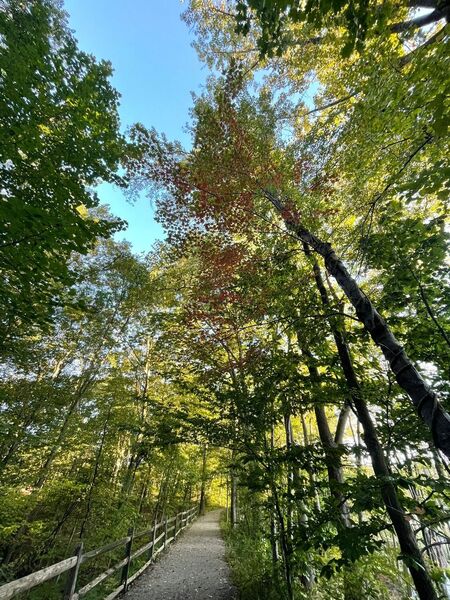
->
79, 407, 110, 538
231, 472, 238, 528
285, 412, 314, 589
301, 345, 351, 528
230, 474, 238, 527
119, 452, 142, 504
301, 344, 363, 600
35, 374, 95, 489
270, 508, 280, 564
300, 411, 321, 511
305, 244, 439, 600
199, 444, 208, 515
266, 190, 450, 458
283, 413, 294, 545
334, 401, 351, 445
269, 423, 294, 600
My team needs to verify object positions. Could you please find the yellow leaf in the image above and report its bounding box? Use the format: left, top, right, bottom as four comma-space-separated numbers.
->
76, 204, 89, 219
38, 124, 52, 135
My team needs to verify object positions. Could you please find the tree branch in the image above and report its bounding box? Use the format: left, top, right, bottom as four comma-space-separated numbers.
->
305, 93, 357, 116
391, 9, 446, 33
400, 24, 448, 66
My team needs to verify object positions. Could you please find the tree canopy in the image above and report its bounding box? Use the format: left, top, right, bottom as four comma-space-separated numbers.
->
0, 2, 449, 600
0, 0, 126, 353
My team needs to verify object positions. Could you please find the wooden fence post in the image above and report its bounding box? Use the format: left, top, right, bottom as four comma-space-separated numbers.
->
174, 513, 178, 538
149, 519, 157, 560
64, 542, 83, 600
121, 527, 134, 593
163, 516, 168, 550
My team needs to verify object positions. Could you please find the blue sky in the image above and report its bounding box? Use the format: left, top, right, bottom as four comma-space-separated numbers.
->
64, 0, 206, 253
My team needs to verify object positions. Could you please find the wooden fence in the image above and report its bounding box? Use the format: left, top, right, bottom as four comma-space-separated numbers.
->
0, 505, 198, 600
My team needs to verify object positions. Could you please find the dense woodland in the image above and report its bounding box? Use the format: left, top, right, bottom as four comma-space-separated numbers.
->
0, 1, 449, 599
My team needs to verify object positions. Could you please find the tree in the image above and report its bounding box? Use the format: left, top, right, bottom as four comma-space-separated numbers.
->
126, 67, 449, 596
234, 0, 449, 56
127, 81, 450, 459
0, 0, 126, 353
0, 239, 228, 585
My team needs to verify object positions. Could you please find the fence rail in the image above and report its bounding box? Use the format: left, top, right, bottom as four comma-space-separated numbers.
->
0, 505, 198, 600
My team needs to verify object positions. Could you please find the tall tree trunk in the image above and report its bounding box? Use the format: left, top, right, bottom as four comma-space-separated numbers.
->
284, 412, 314, 589
266, 190, 450, 457
300, 411, 321, 512
119, 452, 142, 504
79, 407, 111, 538
231, 456, 238, 529
1, 411, 38, 470
138, 482, 148, 515
305, 243, 439, 600
270, 508, 280, 564
334, 401, 351, 445
199, 444, 208, 515
156, 459, 179, 520
283, 413, 294, 545
301, 346, 351, 529
300, 344, 360, 600
35, 374, 95, 489
269, 423, 294, 600
230, 475, 238, 527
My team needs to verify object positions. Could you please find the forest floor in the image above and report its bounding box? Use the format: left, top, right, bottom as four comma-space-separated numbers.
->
125, 509, 238, 600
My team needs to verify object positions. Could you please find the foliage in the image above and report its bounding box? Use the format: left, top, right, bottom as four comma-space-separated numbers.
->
0, 0, 127, 352
0, 1, 449, 600
234, 0, 449, 57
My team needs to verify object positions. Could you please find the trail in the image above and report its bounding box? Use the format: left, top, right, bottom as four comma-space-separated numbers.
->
125, 509, 237, 600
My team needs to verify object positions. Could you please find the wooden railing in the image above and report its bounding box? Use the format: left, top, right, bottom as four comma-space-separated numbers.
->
0, 505, 198, 600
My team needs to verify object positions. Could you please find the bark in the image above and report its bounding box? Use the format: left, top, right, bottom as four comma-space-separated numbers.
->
283, 413, 294, 544
231, 472, 238, 528
138, 482, 148, 515
266, 190, 450, 458
153, 465, 172, 521
272, 484, 294, 600
285, 413, 314, 589
300, 343, 351, 526
334, 401, 351, 445
269, 424, 294, 600
199, 444, 208, 515
226, 477, 230, 523
270, 509, 280, 565
391, 8, 447, 32
305, 244, 439, 600
119, 452, 142, 502
302, 352, 360, 600
300, 411, 321, 511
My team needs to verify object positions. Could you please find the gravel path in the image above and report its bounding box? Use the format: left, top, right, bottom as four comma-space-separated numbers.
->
125, 509, 237, 600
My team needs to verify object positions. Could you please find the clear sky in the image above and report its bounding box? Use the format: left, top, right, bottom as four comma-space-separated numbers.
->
64, 0, 206, 253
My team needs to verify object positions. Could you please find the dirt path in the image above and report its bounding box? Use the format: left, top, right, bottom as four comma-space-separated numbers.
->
125, 509, 237, 600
